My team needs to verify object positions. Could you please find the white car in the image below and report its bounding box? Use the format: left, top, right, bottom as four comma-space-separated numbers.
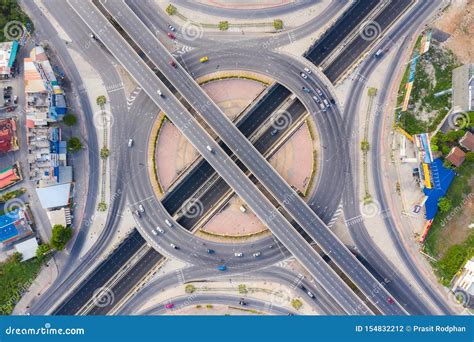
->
157, 90, 163, 96
151, 229, 157, 236
312, 96, 320, 103
156, 226, 164, 233
253, 252, 261, 257
315, 88, 323, 96
234, 252, 243, 257
170, 243, 178, 249
128, 139, 133, 148
138, 204, 145, 213
165, 219, 173, 227
300, 72, 308, 80
303, 67, 312, 74
206, 145, 213, 153
307, 291, 315, 298
168, 24, 176, 32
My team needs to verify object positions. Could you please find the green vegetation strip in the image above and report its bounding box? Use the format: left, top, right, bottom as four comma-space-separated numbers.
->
166, 4, 279, 30
198, 75, 270, 86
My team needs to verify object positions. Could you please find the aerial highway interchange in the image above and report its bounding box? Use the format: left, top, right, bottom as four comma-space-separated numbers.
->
12, 0, 463, 320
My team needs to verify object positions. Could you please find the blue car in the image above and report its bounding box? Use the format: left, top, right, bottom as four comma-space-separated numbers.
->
217, 265, 226, 271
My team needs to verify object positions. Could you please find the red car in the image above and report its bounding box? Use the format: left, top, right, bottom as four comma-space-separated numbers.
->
387, 297, 394, 304
168, 60, 177, 68
165, 303, 174, 309
167, 32, 176, 40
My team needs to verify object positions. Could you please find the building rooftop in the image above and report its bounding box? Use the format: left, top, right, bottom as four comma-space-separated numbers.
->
36, 183, 71, 209
0, 41, 18, 76
14, 237, 39, 261
0, 118, 17, 153
0, 208, 32, 246
446, 146, 466, 167
423, 158, 455, 220
460, 131, 474, 151
452, 64, 474, 112
0, 164, 21, 190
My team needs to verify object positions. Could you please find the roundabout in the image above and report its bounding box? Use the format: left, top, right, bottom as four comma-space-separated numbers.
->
126, 47, 346, 272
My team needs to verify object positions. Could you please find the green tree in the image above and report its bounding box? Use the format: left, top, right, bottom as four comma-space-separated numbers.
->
218, 21, 229, 31
36, 244, 51, 262
360, 140, 370, 152
63, 113, 77, 126
100, 147, 110, 159
438, 197, 452, 213
166, 4, 177, 15
273, 19, 283, 30
96, 95, 107, 107
97, 202, 107, 211
50, 225, 72, 251
67, 137, 83, 152
291, 299, 302, 310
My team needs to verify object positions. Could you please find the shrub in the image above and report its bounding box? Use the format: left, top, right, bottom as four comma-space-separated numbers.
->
185, 284, 196, 294
166, 4, 177, 15
218, 21, 229, 31
97, 202, 107, 212
273, 19, 283, 30
291, 299, 302, 310
238, 284, 248, 294
100, 147, 110, 159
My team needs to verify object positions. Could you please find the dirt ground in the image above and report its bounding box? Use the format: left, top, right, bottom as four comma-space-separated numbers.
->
433, 0, 474, 63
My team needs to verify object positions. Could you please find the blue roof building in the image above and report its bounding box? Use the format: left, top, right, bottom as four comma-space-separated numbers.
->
423, 158, 456, 220
0, 208, 20, 243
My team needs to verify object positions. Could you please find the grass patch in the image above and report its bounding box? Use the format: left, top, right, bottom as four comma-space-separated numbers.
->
424, 158, 473, 257
0, 254, 42, 315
